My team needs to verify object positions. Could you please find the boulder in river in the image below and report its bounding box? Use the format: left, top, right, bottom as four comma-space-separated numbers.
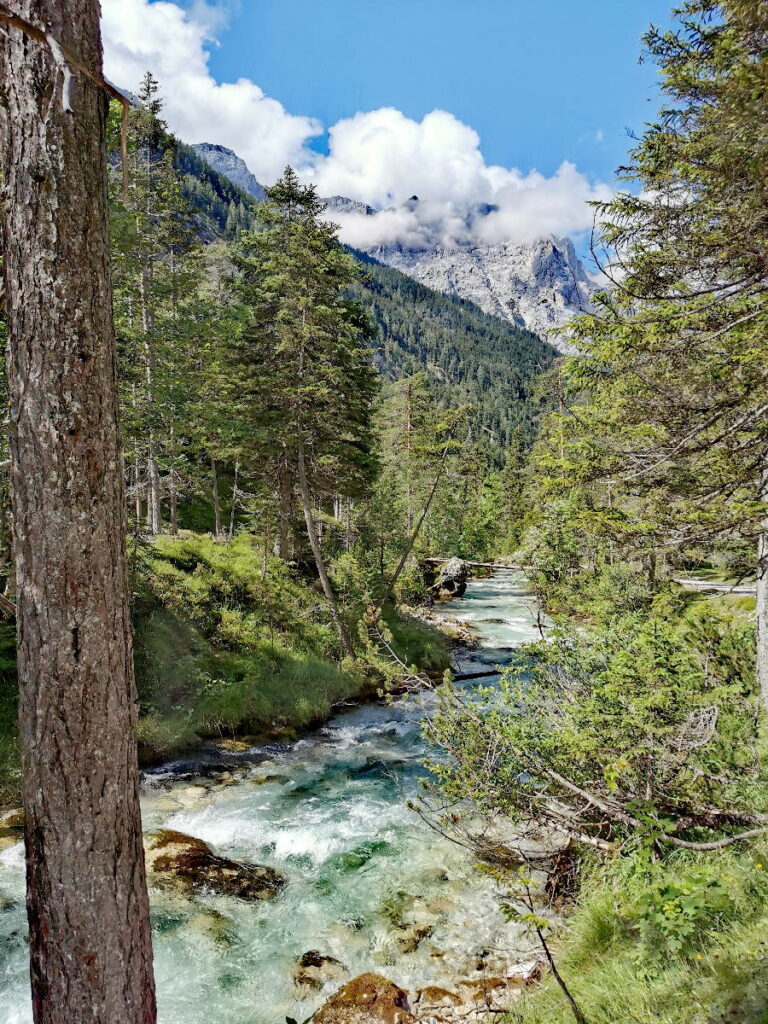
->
144, 830, 286, 901
292, 950, 348, 997
412, 963, 542, 1020
0, 808, 24, 836
313, 973, 416, 1024
434, 558, 468, 600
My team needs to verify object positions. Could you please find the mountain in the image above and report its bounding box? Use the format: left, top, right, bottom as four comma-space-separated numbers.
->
352, 253, 556, 451
191, 146, 594, 352
365, 235, 597, 353
191, 143, 266, 202
175, 142, 259, 239
185, 143, 557, 453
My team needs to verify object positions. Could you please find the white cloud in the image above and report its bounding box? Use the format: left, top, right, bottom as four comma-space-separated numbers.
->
101, 0, 321, 183
101, 0, 613, 251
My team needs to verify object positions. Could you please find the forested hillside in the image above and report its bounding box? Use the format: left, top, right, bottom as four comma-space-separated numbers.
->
353, 254, 555, 451
178, 144, 556, 453
0, 72, 535, 795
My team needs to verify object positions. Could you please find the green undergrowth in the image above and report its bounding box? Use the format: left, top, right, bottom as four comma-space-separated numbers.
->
133, 531, 449, 761
510, 846, 768, 1024
0, 531, 452, 801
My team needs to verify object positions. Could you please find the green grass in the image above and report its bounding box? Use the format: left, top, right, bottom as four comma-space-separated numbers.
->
0, 531, 452, 794
507, 847, 768, 1024
384, 607, 452, 677
132, 532, 449, 761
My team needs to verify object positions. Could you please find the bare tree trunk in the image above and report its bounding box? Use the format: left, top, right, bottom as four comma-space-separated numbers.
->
276, 456, 293, 559
228, 461, 240, 541
388, 441, 452, 598
169, 471, 178, 535
0, 5, 156, 1022
757, 469, 768, 713
296, 441, 354, 659
139, 273, 160, 535
211, 455, 222, 537
133, 456, 143, 532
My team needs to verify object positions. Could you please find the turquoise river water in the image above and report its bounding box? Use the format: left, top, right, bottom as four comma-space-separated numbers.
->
0, 570, 542, 1023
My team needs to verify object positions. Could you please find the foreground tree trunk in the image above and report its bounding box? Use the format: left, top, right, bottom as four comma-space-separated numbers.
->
0, 4, 157, 1022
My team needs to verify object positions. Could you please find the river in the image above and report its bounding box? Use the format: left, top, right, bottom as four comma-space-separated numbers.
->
0, 569, 542, 1023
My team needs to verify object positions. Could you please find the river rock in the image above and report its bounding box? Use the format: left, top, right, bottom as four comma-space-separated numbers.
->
396, 922, 433, 954
0, 808, 24, 837
313, 974, 416, 1024
476, 842, 525, 869
412, 965, 542, 1021
434, 558, 468, 600
144, 830, 286, 901
292, 950, 348, 997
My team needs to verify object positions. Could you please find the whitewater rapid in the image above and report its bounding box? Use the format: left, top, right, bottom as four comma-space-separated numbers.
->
0, 570, 542, 1023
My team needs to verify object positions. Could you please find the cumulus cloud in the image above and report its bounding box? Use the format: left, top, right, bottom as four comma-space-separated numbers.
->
101, 0, 321, 183
101, 0, 613, 251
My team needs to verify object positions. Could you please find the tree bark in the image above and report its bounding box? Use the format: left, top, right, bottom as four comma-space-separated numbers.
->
296, 441, 355, 659
275, 454, 293, 559
139, 273, 160, 535
228, 460, 239, 541
0, 5, 156, 1023
211, 455, 222, 537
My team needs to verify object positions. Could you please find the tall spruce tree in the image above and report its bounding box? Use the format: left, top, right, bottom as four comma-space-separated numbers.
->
234, 169, 378, 658
541, 1, 768, 700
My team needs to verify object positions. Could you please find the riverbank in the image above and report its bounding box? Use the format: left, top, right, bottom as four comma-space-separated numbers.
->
0, 568, 544, 1024
0, 533, 469, 806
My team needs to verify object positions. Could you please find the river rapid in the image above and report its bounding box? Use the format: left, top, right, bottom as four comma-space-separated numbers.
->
0, 570, 542, 1023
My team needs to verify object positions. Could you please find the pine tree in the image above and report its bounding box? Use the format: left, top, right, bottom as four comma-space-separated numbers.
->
234, 168, 379, 657
537, 1, 768, 699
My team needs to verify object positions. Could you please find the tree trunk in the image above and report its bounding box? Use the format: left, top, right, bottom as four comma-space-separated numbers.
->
296, 441, 355, 659
388, 441, 452, 598
228, 461, 239, 541
757, 470, 768, 713
139, 273, 160, 535
169, 471, 178, 535
211, 455, 222, 537
276, 456, 293, 559
0, 5, 156, 1023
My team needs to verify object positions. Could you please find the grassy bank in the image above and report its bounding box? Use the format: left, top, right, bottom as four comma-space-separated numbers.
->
0, 532, 452, 804
510, 844, 768, 1024
132, 532, 451, 760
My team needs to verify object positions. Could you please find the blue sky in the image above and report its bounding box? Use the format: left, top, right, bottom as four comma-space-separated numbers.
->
102, 0, 675, 253
205, 0, 672, 183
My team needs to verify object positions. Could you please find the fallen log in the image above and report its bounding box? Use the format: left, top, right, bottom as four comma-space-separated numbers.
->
453, 668, 506, 681
422, 557, 526, 570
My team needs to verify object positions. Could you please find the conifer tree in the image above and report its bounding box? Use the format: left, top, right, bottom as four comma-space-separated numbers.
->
535, 0, 768, 700
234, 168, 378, 657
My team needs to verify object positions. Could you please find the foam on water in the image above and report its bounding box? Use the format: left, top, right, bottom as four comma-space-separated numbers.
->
0, 570, 543, 1023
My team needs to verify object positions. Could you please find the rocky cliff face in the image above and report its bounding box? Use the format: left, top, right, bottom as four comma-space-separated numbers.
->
364, 235, 597, 353
192, 143, 266, 201
195, 146, 596, 352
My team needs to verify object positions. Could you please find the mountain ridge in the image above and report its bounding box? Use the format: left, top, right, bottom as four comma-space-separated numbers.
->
192, 142, 595, 351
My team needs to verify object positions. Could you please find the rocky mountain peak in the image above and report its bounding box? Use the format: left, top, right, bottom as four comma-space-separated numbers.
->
366, 233, 596, 352
192, 143, 266, 202
192, 143, 596, 351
